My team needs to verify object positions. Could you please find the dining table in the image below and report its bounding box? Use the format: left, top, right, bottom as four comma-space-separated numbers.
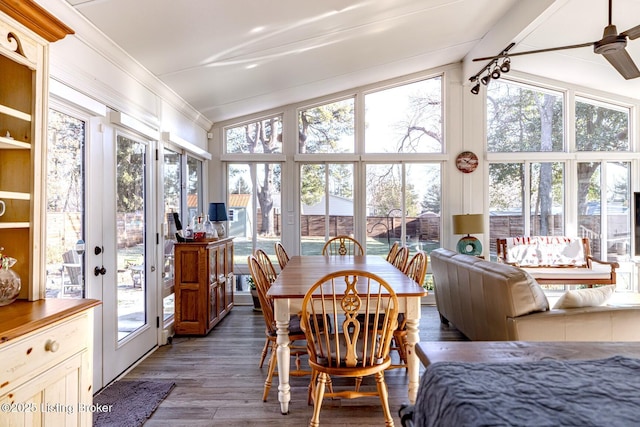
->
266, 254, 427, 414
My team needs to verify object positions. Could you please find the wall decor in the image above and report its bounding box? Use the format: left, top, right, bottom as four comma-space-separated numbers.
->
456, 151, 478, 173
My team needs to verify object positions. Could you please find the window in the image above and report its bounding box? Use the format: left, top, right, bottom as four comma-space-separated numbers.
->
300, 163, 354, 254
365, 163, 441, 260
225, 115, 282, 154
487, 80, 564, 152
575, 97, 629, 152
187, 156, 203, 223
299, 99, 354, 154
365, 77, 443, 153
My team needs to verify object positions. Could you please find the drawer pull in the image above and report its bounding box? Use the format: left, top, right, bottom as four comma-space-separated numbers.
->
45, 339, 60, 353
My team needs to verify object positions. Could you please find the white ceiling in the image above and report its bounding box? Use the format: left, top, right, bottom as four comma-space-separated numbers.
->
64, 0, 640, 124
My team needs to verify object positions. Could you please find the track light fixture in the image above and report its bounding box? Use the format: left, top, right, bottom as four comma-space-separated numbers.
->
469, 44, 514, 95
500, 57, 510, 73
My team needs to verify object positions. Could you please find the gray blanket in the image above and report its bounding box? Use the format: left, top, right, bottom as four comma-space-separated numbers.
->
413, 355, 640, 427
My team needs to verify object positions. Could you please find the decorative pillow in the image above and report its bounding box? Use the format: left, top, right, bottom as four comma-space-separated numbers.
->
552, 285, 616, 309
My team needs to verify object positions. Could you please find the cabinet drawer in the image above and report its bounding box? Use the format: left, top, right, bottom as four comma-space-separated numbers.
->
0, 313, 89, 396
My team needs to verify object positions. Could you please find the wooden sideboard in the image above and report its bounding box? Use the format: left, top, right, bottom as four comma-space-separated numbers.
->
0, 299, 100, 426
174, 238, 234, 335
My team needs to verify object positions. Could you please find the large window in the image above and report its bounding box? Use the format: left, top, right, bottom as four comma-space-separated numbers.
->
365, 77, 443, 153
299, 99, 354, 154
487, 80, 632, 283
487, 80, 564, 152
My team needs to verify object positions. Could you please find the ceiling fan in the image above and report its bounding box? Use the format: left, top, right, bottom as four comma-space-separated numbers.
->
474, 0, 640, 80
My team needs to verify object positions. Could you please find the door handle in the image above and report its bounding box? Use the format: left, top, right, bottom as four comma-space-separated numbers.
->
94, 266, 106, 276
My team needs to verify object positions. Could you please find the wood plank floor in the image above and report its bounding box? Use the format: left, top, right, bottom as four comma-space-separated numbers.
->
123, 304, 466, 426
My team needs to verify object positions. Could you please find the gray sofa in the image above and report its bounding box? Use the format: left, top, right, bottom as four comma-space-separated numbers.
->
430, 248, 640, 341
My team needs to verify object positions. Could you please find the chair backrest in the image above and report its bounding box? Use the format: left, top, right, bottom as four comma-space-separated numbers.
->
404, 250, 427, 287
300, 270, 398, 369
62, 250, 82, 285
322, 235, 364, 256
248, 255, 275, 334
274, 242, 290, 270
390, 246, 409, 271
254, 248, 278, 283
385, 242, 400, 262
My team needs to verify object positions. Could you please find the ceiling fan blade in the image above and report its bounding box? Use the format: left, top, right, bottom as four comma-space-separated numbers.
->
621, 24, 640, 40
602, 48, 640, 79
473, 42, 594, 62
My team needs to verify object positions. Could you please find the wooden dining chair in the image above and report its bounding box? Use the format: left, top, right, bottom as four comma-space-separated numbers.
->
389, 250, 428, 369
385, 241, 400, 263
274, 242, 290, 270
300, 269, 398, 427
248, 255, 310, 402
254, 248, 278, 284
390, 245, 409, 271
321, 235, 364, 256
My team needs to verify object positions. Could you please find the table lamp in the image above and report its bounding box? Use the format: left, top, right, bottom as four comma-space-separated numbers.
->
208, 202, 228, 238
452, 214, 484, 256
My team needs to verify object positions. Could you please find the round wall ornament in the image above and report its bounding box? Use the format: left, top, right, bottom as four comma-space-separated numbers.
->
455, 151, 479, 173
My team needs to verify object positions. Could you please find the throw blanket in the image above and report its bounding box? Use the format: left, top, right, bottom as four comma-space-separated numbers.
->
413, 356, 640, 427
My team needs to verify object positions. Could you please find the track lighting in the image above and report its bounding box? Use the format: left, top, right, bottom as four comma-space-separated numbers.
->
469, 54, 512, 95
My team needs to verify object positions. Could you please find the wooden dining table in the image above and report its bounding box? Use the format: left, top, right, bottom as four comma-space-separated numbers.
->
266, 255, 427, 414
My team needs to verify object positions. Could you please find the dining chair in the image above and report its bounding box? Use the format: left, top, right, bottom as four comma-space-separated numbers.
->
274, 242, 290, 270
385, 241, 400, 263
254, 248, 278, 284
248, 255, 310, 401
389, 250, 428, 369
300, 269, 398, 427
390, 245, 409, 271
321, 235, 364, 256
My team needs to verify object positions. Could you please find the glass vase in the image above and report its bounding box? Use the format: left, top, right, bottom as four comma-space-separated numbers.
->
0, 257, 21, 306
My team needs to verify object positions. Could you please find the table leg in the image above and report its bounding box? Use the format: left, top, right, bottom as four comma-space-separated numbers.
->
274, 298, 291, 414
405, 296, 421, 404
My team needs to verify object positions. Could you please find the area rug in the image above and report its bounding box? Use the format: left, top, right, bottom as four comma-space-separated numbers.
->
93, 380, 175, 427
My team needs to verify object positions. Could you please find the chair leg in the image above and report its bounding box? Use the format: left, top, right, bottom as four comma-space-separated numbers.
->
354, 376, 363, 392
259, 337, 270, 368
263, 342, 278, 402
393, 331, 407, 365
309, 372, 327, 427
375, 371, 395, 427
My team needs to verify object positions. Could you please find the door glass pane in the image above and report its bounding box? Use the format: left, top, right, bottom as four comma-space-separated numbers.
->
406, 163, 441, 255
300, 163, 354, 254
255, 162, 281, 264
228, 163, 253, 290
187, 156, 202, 225
163, 149, 180, 321
365, 164, 403, 256
489, 163, 524, 260
45, 109, 85, 298
530, 162, 564, 236
116, 134, 146, 340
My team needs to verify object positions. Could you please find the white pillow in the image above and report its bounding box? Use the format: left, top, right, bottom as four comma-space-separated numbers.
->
552, 285, 615, 309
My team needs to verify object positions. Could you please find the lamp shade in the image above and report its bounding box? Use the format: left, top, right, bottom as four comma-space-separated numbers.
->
452, 214, 484, 235
208, 202, 228, 222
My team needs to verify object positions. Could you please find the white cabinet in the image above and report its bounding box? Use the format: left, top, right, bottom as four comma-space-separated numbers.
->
0, 299, 99, 426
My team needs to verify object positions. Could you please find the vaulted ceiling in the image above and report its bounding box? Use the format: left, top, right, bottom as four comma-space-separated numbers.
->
63, 0, 640, 124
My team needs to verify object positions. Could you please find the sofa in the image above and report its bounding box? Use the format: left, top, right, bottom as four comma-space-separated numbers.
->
430, 248, 640, 341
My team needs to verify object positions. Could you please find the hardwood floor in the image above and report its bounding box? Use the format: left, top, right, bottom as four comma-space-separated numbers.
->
123, 304, 466, 426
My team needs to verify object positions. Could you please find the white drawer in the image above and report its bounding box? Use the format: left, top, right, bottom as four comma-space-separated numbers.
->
0, 312, 89, 396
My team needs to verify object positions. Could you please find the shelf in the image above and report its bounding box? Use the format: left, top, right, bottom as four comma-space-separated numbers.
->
0, 191, 31, 200
0, 104, 32, 122
0, 222, 30, 229
0, 136, 30, 149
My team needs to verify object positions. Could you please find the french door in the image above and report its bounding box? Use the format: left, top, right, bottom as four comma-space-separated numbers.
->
46, 108, 157, 391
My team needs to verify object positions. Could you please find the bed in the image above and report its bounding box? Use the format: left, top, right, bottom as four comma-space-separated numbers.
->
411, 355, 640, 427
